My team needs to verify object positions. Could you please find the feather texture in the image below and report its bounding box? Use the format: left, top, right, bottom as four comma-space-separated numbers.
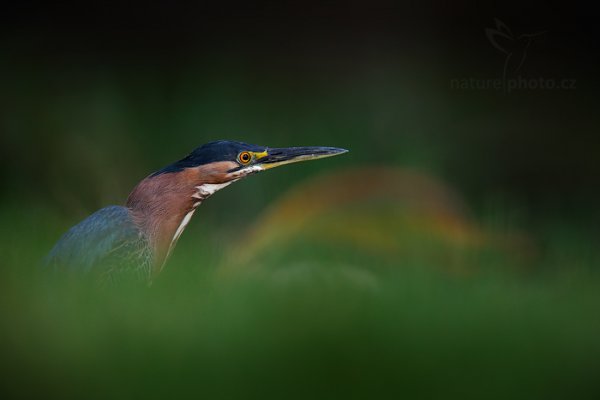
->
44, 206, 152, 282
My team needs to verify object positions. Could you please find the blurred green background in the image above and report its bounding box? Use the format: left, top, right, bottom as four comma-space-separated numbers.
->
1, 2, 599, 399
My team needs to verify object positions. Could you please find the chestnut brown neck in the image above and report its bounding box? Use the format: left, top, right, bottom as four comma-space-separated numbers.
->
125, 162, 236, 276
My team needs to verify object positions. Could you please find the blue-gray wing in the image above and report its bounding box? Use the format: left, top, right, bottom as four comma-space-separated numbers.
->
44, 206, 152, 281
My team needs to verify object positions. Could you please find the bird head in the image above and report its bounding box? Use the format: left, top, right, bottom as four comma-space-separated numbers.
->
126, 140, 347, 274
152, 140, 348, 185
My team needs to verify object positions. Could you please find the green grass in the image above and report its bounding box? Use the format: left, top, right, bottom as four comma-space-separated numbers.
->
1, 201, 599, 400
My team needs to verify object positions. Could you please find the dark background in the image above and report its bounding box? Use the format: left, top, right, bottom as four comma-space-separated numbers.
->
1, 1, 598, 213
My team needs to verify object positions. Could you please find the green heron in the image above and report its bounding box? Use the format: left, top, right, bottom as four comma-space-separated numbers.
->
46, 140, 347, 282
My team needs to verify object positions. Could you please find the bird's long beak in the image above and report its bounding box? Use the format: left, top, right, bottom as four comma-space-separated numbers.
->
258, 146, 348, 169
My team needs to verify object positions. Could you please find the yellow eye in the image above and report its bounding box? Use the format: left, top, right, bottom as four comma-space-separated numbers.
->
238, 151, 252, 164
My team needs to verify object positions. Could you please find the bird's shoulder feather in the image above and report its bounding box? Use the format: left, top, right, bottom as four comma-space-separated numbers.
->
45, 206, 152, 281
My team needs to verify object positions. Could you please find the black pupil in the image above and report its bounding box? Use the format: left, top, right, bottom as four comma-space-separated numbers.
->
242, 153, 250, 162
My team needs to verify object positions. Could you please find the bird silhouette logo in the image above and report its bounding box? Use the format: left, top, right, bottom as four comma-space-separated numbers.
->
485, 18, 546, 80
